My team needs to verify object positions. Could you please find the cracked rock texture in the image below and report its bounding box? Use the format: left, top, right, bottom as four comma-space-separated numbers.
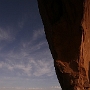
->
37, 0, 90, 90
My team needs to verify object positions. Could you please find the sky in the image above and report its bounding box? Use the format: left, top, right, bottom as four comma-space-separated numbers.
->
0, 0, 62, 90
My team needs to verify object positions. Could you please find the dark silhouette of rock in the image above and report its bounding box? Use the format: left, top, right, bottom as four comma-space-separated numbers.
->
37, 0, 90, 90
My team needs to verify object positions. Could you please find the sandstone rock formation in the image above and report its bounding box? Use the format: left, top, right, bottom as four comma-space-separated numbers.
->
37, 0, 90, 90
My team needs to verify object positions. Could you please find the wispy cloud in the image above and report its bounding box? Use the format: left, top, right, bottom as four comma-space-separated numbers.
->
0, 28, 57, 87
0, 86, 62, 90
0, 56, 54, 77
18, 13, 29, 28
0, 28, 54, 77
33, 60, 54, 77
0, 26, 19, 51
51, 86, 62, 89
0, 87, 43, 90
0, 27, 14, 41
32, 28, 45, 41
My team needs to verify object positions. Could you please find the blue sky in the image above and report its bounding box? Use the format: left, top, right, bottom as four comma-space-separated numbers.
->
0, 0, 61, 90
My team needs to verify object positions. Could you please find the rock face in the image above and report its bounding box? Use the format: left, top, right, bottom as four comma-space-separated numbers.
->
37, 0, 90, 90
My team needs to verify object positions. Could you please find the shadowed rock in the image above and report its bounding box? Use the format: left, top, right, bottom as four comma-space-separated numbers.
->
37, 0, 90, 90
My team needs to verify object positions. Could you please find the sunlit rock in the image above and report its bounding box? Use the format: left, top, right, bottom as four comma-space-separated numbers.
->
37, 0, 90, 90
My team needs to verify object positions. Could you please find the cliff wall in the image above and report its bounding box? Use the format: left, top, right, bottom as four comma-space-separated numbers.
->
37, 0, 90, 90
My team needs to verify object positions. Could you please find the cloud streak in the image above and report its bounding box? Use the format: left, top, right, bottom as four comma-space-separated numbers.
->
32, 28, 45, 41
0, 27, 15, 41
0, 57, 54, 77
0, 27, 60, 90
0, 87, 43, 90
0, 28, 54, 78
0, 86, 62, 90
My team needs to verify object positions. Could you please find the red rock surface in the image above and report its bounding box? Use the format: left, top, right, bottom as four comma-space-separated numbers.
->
37, 0, 90, 90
